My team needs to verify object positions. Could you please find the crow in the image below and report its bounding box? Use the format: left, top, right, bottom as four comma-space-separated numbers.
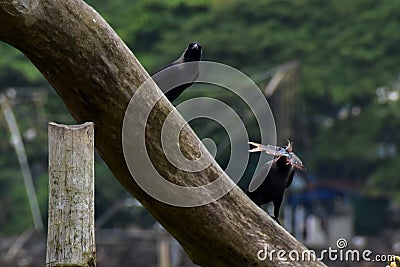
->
246, 141, 305, 225
152, 42, 202, 102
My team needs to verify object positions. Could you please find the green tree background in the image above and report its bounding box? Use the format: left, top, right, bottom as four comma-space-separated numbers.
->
0, 0, 399, 235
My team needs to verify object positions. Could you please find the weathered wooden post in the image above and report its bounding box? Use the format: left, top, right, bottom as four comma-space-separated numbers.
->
46, 122, 96, 267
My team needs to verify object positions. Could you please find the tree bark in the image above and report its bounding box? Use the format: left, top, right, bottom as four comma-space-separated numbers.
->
0, 1, 326, 266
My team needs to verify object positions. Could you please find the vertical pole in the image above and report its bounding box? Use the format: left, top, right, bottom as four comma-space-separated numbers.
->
46, 122, 95, 267
0, 94, 43, 232
158, 233, 171, 267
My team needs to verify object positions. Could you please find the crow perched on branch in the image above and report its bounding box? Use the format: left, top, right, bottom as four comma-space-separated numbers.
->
246, 141, 305, 225
153, 42, 202, 102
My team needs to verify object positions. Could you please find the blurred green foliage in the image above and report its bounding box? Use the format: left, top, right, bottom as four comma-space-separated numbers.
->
0, 0, 400, 234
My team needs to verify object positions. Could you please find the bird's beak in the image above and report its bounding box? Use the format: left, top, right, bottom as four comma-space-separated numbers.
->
192, 43, 198, 50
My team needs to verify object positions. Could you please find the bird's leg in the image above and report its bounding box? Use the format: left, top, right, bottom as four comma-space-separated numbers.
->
257, 205, 278, 222
273, 216, 282, 225
272, 196, 284, 225
261, 206, 280, 225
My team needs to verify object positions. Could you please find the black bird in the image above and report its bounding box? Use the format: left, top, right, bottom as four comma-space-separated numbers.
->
152, 42, 202, 102
246, 141, 305, 225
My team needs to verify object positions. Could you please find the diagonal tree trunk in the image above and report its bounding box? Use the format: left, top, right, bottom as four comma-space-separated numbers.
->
0, 1, 326, 266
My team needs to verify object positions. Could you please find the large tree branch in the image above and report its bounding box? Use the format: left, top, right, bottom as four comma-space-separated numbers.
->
0, 1, 326, 266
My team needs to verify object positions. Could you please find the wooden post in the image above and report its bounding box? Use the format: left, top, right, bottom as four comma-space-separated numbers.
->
46, 122, 96, 267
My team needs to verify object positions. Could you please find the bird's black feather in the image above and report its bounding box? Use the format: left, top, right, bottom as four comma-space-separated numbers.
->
152, 42, 202, 102
247, 156, 294, 224
246, 141, 304, 225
